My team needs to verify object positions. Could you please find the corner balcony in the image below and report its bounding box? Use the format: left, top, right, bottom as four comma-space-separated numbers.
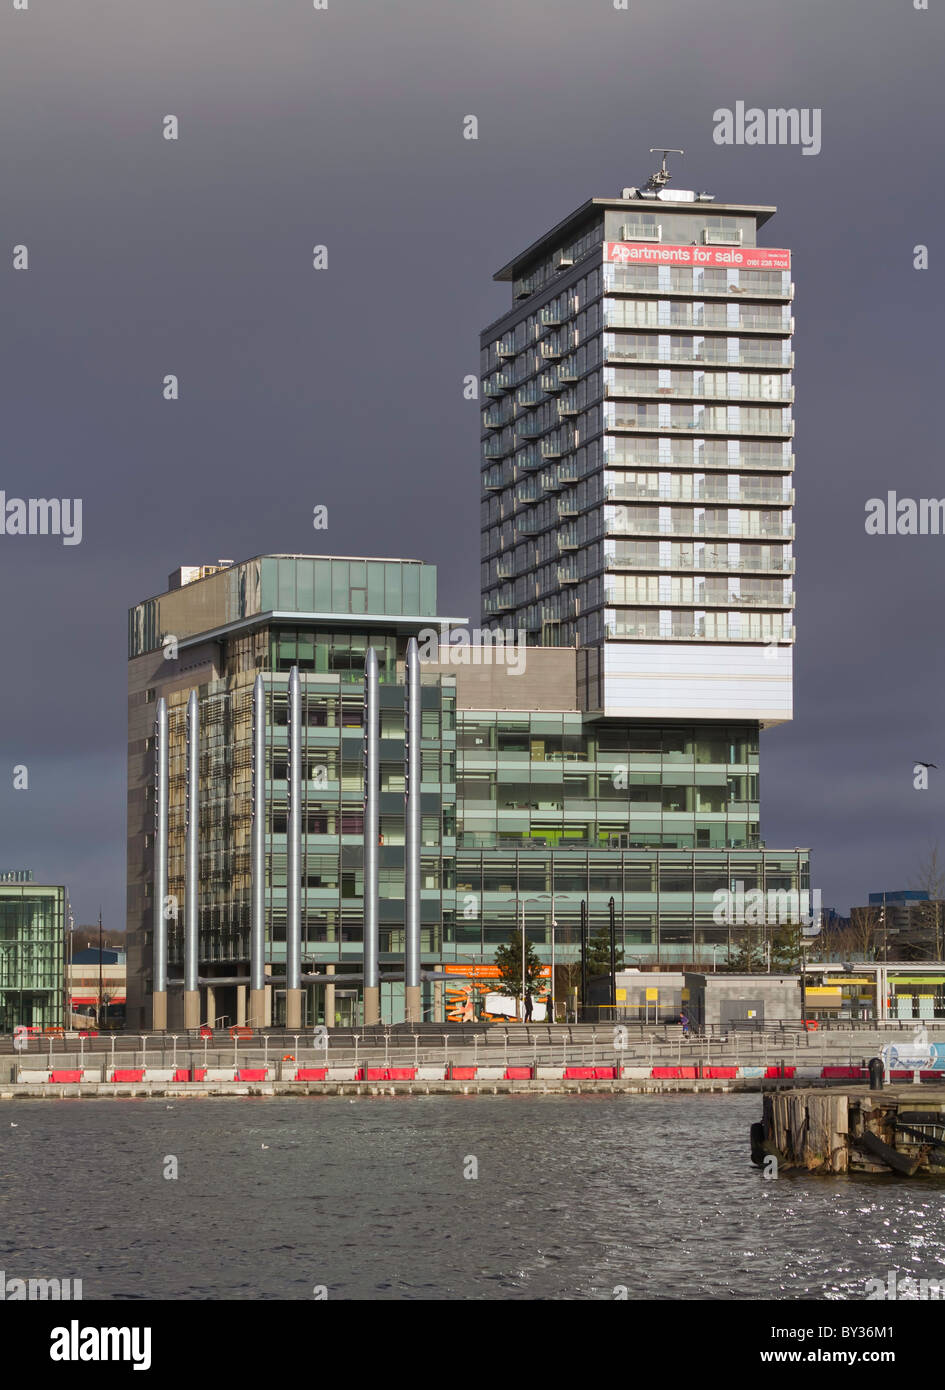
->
606, 410, 794, 439
604, 551, 794, 576
606, 517, 795, 541
603, 342, 794, 370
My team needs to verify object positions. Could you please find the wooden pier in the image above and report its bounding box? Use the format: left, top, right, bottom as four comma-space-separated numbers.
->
751, 1086, 945, 1175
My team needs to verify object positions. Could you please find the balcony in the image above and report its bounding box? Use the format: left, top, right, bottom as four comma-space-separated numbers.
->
604, 379, 794, 405
517, 384, 544, 408
482, 408, 506, 429
604, 270, 791, 302
603, 304, 792, 335
558, 526, 579, 550
541, 470, 562, 491
604, 622, 795, 643
603, 445, 793, 473
483, 439, 510, 459
604, 482, 794, 506
607, 410, 793, 438
557, 564, 581, 584
557, 497, 579, 517
603, 589, 793, 610
604, 553, 795, 575
606, 518, 795, 541
540, 306, 563, 326
542, 371, 563, 393
603, 343, 794, 369
540, 441, 565, 458
483, 373, 512, 396
482, 466, 507, 491
497, 341, 516, 358
541, 341, 564, 359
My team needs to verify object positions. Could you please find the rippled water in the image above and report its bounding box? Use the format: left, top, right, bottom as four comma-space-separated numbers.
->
2, 1095, 944, 1300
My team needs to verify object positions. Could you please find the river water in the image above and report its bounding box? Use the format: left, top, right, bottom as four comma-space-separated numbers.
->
2, 1094, 943, 1300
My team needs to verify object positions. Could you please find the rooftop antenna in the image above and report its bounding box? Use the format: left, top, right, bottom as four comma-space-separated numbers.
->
644, 148, 684, 191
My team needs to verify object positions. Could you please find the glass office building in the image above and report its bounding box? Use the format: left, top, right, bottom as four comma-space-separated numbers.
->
0, 876, 66, 1031
126, 552, 810, 1028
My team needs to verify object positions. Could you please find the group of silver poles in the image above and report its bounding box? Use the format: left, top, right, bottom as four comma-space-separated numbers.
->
152, 638, 425, 1030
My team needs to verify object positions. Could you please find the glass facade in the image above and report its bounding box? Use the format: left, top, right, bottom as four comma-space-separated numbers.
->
0, 885, 66, 1030
479, 206, 795, 654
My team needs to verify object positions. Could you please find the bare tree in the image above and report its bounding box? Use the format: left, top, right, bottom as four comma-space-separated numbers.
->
912, 844, 945, 960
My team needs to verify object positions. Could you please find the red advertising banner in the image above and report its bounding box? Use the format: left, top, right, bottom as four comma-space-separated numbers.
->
605, 241, 790, 271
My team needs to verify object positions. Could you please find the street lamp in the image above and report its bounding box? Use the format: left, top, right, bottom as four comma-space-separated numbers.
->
522, 891, 577, 1024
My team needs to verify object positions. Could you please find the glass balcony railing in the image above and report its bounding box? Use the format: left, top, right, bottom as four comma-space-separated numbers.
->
604, 303, 792, 334
603, 588, 793, 609
604, 269, 792, 301
604, 343, 794, 368
604, 482, 794, 505
602, 445, 793, 472
604, 379, 794, 404
606, 518, 795, 540
605, 620, 794, 642
607, 409, 793, 437
604, 553, 795, 574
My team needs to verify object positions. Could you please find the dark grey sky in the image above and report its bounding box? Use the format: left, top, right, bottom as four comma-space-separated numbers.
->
1, 0, 942, 927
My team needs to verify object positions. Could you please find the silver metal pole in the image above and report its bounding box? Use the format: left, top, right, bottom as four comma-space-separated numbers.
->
404, 638, 421, 1020
250, 674, 267, 1019
183, 692, 199, 1006
152, 698, 169, 1029
363, 648, 380, 1023
286, 666, 302, 1027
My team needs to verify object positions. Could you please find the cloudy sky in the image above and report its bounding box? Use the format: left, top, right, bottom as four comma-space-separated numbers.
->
1, 0, 943, 928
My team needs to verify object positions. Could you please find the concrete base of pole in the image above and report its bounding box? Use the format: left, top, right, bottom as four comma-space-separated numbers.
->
152, 991, 167, 1031
405, 984, 422, 1023
183, 991, 200, 1030
249, 989, 266, 1030
363, 985, 380, 1026
285, 987, 302, 1030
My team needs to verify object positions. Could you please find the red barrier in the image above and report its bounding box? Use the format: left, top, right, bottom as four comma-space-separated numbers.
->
822, 1067, 863, 1078
505, 1066, 532, 1079
594, 1067, 617, 1079
236, 1069, 267, 1081
701, 1066, 738, 1079
652, 1066, 697, 1079
564, 1067, 597, 1079
49, 1071, 82, 1083
295, 1068, 328, 1081
387, 1068, 417, 1081
366, 1068, 389, 1080
451, 1066, 476, 1080
172, 1067, 207, 1082
112, 1069, 145, 1082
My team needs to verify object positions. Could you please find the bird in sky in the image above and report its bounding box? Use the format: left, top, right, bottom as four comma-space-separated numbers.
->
915, 761, 938, 769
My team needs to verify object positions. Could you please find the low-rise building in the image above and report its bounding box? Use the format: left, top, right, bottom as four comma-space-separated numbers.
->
0, 874, 67, 1031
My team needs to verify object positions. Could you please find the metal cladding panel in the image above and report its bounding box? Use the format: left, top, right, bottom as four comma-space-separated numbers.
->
250, 674, 266, 993
404, 639, 421, 990
152, 699, 169, 993
184, 691, 199, 993
601, 642, 793, 723
362, 648, 380, 989
286, 667, 302, 990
